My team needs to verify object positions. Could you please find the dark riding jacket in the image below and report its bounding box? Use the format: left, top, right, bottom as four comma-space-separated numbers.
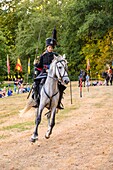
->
35, 51, 58, 73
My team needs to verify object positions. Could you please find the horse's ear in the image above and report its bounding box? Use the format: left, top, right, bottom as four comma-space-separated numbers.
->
62, 54, 68, 63
63, 54, 66, 59
54, 54, 57, 58
53, 55, 58, 61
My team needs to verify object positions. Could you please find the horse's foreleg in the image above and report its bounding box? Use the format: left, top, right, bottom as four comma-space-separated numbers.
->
46, 111, 51, 127
45, 108, 56, 139
31, 108, 43, 143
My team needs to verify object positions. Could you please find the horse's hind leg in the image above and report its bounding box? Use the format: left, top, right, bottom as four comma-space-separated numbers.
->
45, 109, 56, 139
31, 107, 43, 143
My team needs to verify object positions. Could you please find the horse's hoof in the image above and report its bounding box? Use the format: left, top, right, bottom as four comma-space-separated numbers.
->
45, 135, 50, 139
30, 135, 38, 143
30, 138, 36, 143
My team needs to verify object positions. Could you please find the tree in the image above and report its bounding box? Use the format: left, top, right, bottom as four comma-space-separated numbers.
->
1, 0, 113, 80
0, 30, 7, 82
62, 0, 113, 78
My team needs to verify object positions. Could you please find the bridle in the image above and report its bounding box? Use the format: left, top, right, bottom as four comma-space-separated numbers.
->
48, 59, 68, 82
55, 59, 68, 82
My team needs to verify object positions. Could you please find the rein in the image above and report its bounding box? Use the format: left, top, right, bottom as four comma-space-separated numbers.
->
48, 75, 58, 81
43, 86, 59, 109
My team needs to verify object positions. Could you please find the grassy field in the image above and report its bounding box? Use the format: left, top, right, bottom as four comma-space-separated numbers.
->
0, 82, 113, 170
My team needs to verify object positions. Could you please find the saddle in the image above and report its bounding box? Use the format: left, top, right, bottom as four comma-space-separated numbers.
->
31, 72, 47, 106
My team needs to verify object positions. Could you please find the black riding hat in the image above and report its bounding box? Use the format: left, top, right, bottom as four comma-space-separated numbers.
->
46, 38, 56, 48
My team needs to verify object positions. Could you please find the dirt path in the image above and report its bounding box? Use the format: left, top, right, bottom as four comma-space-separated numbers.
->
0, 83, 113, 170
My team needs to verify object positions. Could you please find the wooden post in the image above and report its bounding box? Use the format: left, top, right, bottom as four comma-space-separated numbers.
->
70, 81, 73, 104
80, 77, 82, 97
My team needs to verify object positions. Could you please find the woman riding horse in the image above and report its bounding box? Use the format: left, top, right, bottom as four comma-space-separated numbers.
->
32, 37, 66, 109
31, 55, 70, 142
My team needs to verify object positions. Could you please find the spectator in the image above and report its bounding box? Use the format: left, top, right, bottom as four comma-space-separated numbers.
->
26, 84, 31, 92
97, 81, 102, 86
2, 87, 6, 97
23, 85, 27, 93
18, 84, 24, 94
14, 78, 18, 93
0, 89, 3, 98
19, 78, 23, 85
17, 79, 23, 94
7, 88, 13, 96
92, 81, 98, 86
86, 74, 90, 86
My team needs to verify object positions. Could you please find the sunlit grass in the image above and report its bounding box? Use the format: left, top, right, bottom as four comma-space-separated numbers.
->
0, 121, 34, 132
0, 111, 17, 119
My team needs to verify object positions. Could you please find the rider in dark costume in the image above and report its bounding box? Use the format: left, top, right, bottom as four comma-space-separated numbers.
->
32, 37, 66, 109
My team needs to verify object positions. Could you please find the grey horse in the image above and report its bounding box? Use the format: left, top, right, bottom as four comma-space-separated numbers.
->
31, 55, 70, 142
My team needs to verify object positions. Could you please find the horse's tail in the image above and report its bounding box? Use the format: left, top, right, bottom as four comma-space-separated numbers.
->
19, 97, 37, 117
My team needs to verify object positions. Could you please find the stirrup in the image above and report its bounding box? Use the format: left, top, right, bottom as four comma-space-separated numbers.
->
57, 103, 64, 110
57, 105, 64, 109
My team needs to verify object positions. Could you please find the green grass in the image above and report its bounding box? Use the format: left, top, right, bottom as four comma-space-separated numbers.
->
0, 121, 34, 132
0, 111, 17, 119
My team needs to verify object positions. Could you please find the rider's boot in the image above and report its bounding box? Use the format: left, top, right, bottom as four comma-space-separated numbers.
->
32, 81, 39, 107
57, 83, 66, 110
57, 91, 64, 109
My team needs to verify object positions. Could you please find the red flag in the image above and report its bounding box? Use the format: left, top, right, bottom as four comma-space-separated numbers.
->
87, 59, 90, 71
7, 55, 10, 74
15, 58, 22, 72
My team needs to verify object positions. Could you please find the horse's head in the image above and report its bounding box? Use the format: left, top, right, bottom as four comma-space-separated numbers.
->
49, 54, 70, 84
